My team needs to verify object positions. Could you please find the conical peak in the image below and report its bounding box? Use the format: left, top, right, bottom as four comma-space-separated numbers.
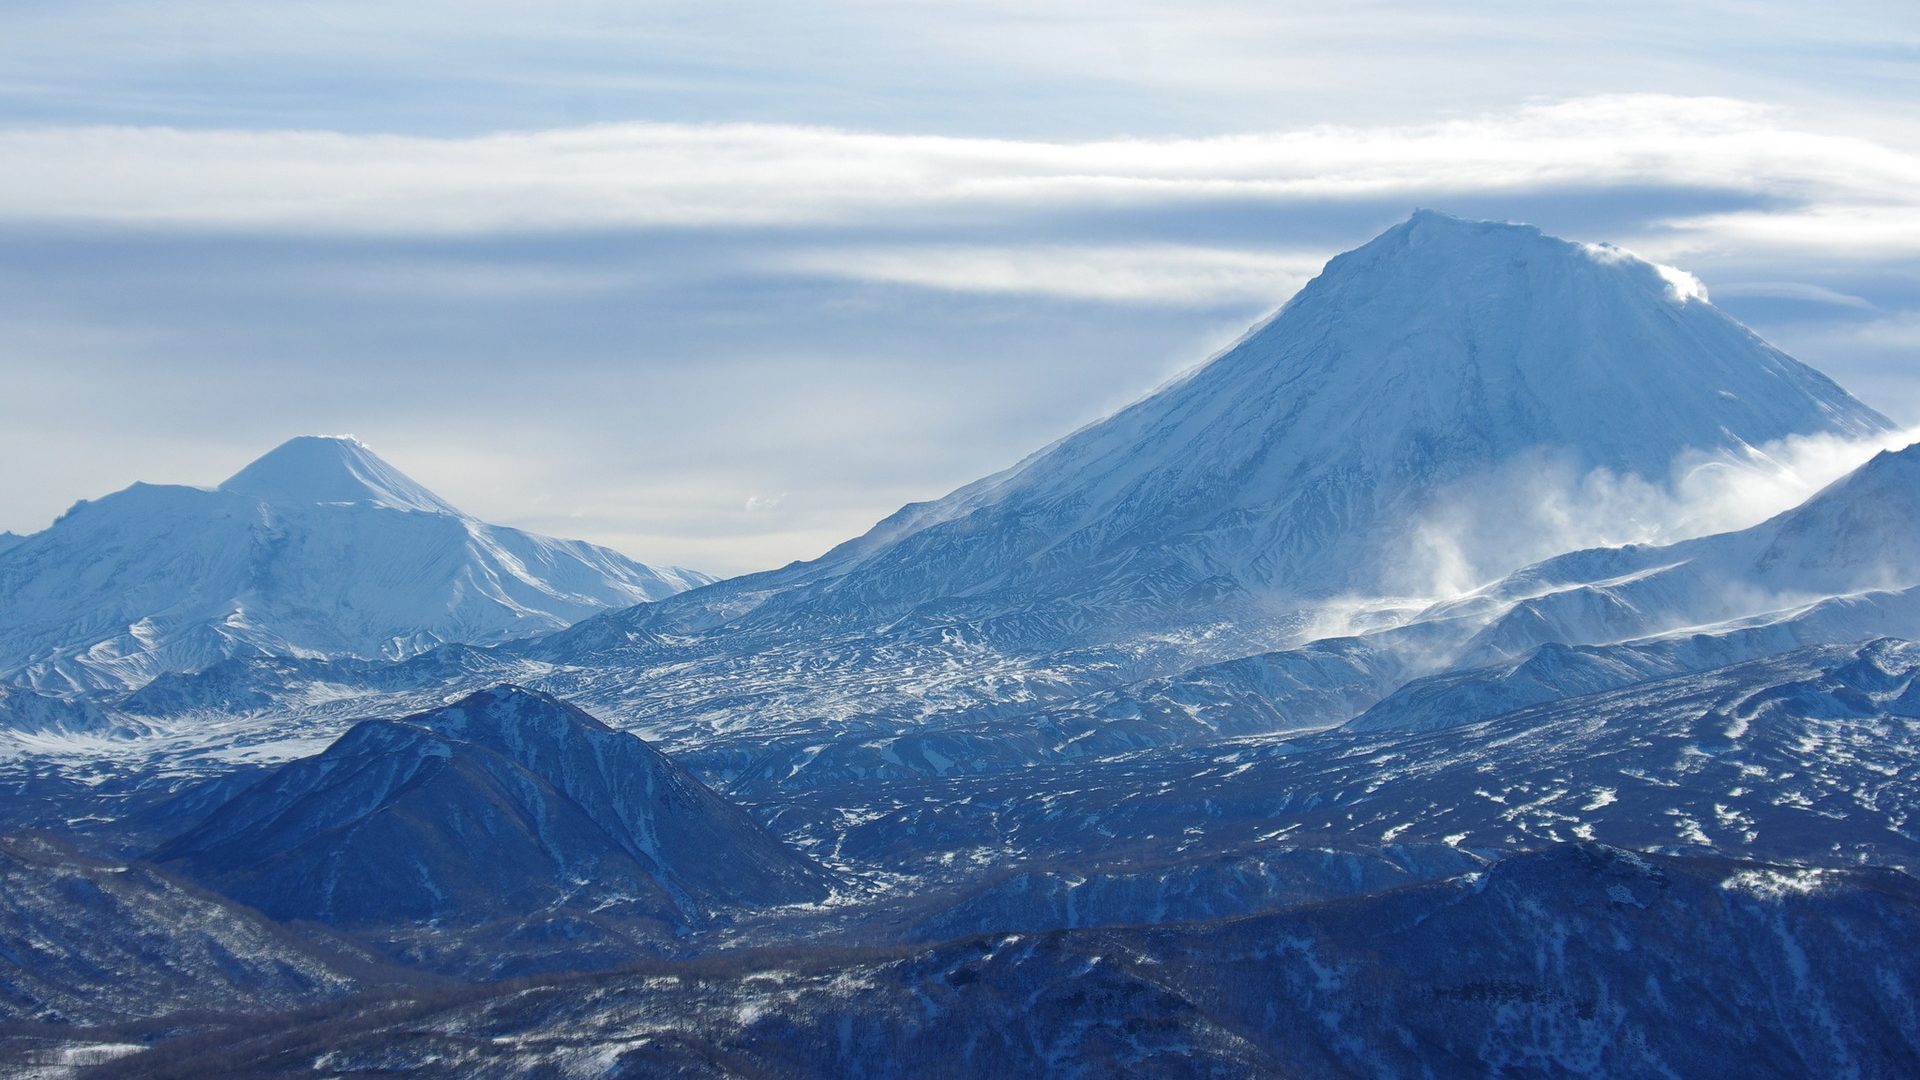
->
1343, 211, 1588, 282
414, 685, 618, 747
1316, 210, 1705, 311
1785, 441, 1920, 523
1027, 210, 1888, 560
218, 435, 459, 515
1380, 209, 1547, 251
1401, 208, 1541, 239
1215, 212, 1836, 424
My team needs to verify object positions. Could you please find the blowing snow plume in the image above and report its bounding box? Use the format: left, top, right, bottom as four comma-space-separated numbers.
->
1395, 426, 1920, 602
611, 211, 1891, 663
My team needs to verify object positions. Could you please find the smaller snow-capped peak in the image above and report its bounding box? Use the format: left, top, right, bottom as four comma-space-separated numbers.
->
1781, 441, 1920, 526
1746, 440, 1920, 586
0, 438, 713, 694
218, 435, 460, 515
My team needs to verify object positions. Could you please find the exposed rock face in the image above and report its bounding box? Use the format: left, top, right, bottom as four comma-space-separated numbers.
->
155, 686, 834, 928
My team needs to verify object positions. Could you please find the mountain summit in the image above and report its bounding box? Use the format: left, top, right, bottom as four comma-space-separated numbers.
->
1219, 210, 1884, 477
155, 686, 833, 928
607, 212, 1890, 651
218, 435, 459, 515
0, 439, 714, 694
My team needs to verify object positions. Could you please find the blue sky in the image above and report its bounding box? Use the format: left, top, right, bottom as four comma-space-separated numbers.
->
2, 2, 1918, 575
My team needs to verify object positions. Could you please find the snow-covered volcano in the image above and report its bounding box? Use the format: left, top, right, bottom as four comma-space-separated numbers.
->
586, 212, 1890, 650
0, 436, 712, 694
218, 434, 462, 514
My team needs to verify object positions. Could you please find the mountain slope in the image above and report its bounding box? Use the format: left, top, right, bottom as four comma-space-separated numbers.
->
1440, 441, 1920, 664
153, 686, 832, 929
783, 638, 1920, 878
0, 683, 127, 737
0, 436, 713, 694
84, 215, 1905, 781
1349, 583, 1920, 735
0, 834, 377, 1027
447, 211, 1897, 767
99, 846, 1920, 1080
591, 211, 1887, 647
218, 434, 461, 514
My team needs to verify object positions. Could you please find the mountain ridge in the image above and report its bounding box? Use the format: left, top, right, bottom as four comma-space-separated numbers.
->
0, 437, 714, 695
1433, 439, 1920, 665
153, 685, 834, 929
607, 214, 1888, 636
528, 211, 1894, 737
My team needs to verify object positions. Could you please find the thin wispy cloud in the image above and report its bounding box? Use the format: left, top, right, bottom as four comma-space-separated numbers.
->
1710, 282, 1878, 311
1662, 205, 1920, 258
3, 2, 1914, 138
4, 97, 1918, 255
776, 244, 1324, 305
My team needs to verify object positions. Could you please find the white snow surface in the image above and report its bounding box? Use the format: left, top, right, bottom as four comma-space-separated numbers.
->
218, 434, 461, 514
620, 211, 1889, 653
1433, 440, 1920, 665
27, 213, 1902, 772
7, 213, 1913, 813
0, 436, 713, 695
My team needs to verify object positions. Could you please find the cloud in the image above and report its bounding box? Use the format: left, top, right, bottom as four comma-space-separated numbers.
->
774, 243, 1323, 305
6, 1, 1917, 144
1394, 426, 1920, 599
3, 85, 1920, 577
1709, 281, 1878, 311
309, 260, 638, 298
1659, 205, 1920, 260
2, 95, 1918, 264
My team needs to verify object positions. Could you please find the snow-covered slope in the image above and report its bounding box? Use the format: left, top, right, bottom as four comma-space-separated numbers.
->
153, 686, 833, 929
0, 436, 713, 695
1349, 584, 1920, 735
218, 434, 460, 514
0, 683, 126, 737
599, 211, 1886, 647
64, 444, 1920, 806
1434, 441, 1920, 664
496, 212, 1894, 756
8, 211, 1920, 1072
73, 355, 1918, 796
779, 639, 1920, 881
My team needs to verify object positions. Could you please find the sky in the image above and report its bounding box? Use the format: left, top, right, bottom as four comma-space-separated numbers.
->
2, 2, 1918, 577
